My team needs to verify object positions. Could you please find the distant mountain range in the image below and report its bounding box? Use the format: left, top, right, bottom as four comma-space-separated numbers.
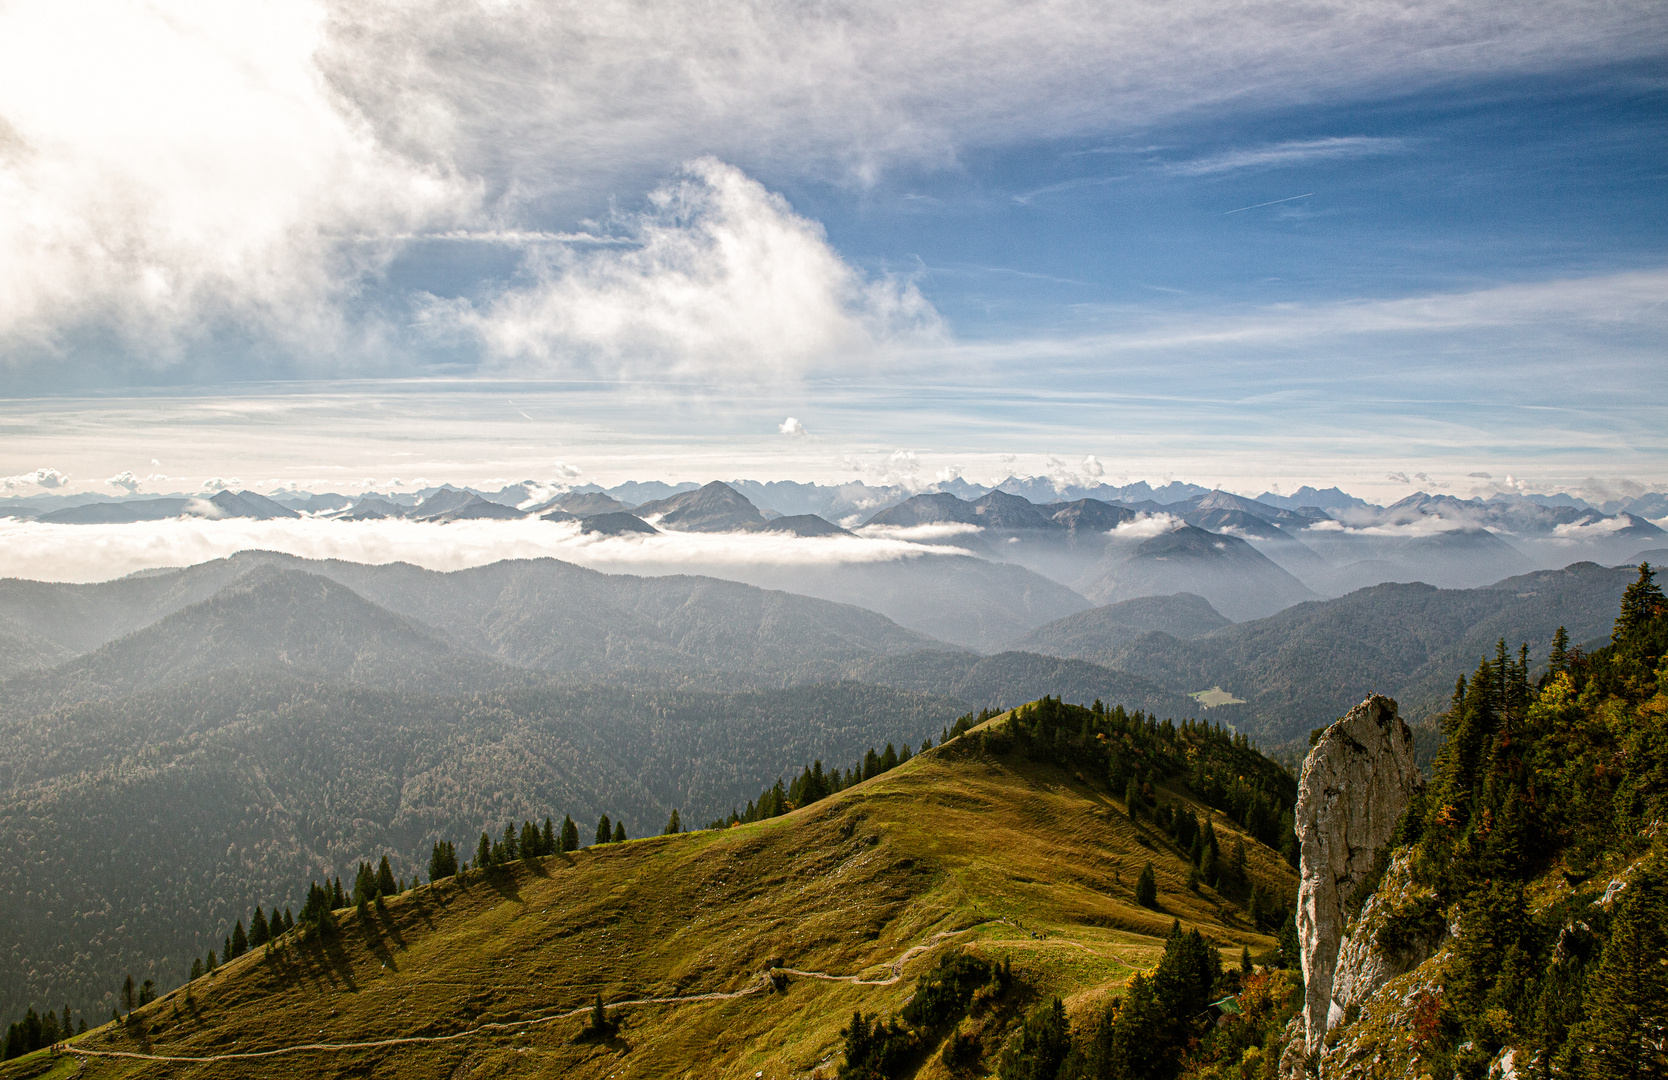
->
5, 478, 1662, 645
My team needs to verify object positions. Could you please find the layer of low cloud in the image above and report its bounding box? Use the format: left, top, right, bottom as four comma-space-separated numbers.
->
0, 517, 975, 585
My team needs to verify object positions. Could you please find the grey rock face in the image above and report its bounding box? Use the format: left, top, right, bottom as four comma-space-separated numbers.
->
1330, 851, 1446, 1019
1294, 693, 1421, 1053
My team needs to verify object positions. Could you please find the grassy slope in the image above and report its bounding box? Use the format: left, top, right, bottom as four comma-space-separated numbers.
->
8, 720, 1294, 1080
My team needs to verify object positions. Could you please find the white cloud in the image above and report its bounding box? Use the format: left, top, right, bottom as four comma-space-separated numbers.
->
201, 477, 241, 492
107, 470, 140, 492
553, 462, 583, 480
8, 0, 1655, 379
1, 467, 68, 490
446, 159, 941, 378
0, 0, 468, 369
1108, 512, 1185, 540
779, 417, 807, 436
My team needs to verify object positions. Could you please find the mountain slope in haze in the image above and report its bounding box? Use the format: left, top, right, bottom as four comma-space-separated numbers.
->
824, 649, 1219, 721
16, 704, 1299, 1078
1079, 524, 1316, 621
729, 552, 1092, 650
1, 567, 482, 705
1006, 592, 1233, 661
0, 552, 948, 680
1085, 561, 1635, 743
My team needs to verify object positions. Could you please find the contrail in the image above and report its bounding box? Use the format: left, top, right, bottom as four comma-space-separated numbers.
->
1223, 192, 1313, 215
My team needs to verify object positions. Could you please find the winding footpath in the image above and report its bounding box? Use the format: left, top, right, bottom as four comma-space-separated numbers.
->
63, 924, 996, 1065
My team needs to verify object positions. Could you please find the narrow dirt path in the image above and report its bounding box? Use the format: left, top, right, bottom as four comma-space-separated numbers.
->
65, 922, 1002, 1065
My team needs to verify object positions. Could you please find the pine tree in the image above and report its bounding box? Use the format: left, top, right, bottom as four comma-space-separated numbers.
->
138, 980, 156, 1006
881, 743, 898, 771
122, 974, 135, 1012
190, 958, 203, 981
664, 809, 682, 835
332, 877, 346, 908
206, 948, 217, 970
476, 831, 493, 870
354, 860, 378, 908
542, 817, 555, 856
1124, 777, 1142, 818
502, 823, 519, 861
561, 815, 579, 853
250, 907, 270, 947
613, 821, 627, 843
377, 855, 398, 896
1135, 863, 1158, 908
595, 815, 612, 846
231, 919, 248, 958
520, 820, 539, 859
1241, 946, 1253, 973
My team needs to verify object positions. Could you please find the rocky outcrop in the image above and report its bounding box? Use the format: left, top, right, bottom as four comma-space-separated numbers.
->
1293, 694, 1422, 1053
1331, 851, 1446, 1018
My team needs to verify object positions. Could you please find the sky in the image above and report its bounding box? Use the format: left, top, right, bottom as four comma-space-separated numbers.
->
0, 0, 1664, 505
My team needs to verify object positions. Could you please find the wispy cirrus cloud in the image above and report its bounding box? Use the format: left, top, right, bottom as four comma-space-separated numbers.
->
1168, 136, 1409, 175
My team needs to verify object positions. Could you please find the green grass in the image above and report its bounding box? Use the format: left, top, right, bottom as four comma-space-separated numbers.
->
1189, 686, 1247, 708
7, 719, 1294, 1080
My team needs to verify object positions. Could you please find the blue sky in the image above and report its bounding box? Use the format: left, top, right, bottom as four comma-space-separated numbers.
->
0, 1, 1663, 503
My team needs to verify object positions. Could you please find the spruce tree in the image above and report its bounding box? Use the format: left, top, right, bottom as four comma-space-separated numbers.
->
1124, 777, 1142, 818
1616, 562, 1665, 639
664, 809, 681, 835
138, 981, 156, 1007
1135, 863, 1158, 908
561, 815, 579, 853
613, 821, 627, 843
520, 820, 540, 859
542, 817, 555, 856
377, 855, 398, 896
122, 974, 135, 1012
595, 815, 612, 846
1571, 856, 1668, 1077
231, 920, 248, 958
190, 958, 203, 981
502, 823, 519, 861
476, 832, 493, 870
1549, 625, 1571, 674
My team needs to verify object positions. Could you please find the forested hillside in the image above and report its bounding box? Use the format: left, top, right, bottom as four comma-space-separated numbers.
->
1291, 562, 1668, 1077
0, 672, 966, 1024
1041, 562, 1634, 744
